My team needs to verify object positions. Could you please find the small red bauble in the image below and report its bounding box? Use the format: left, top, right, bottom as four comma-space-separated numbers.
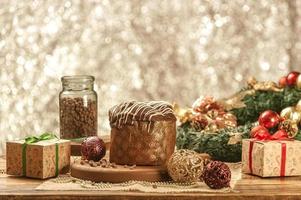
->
202, 161, 231, 189
271, 129, 288, 140
286, 71, 300, 86
255, 132, 271, 140
278, 76, 287, 88
258, 110, 281, 129
250, 125, 269, 138
81, 136, 106, 161
250, 125, 271, 140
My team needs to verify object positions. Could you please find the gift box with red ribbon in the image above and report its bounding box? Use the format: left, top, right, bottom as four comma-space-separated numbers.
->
242, 139, 301, 177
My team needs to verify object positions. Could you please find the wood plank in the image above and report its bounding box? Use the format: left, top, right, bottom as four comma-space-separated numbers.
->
2, 156, 301, 199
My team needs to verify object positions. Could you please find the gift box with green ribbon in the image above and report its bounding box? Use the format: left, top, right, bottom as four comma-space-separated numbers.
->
6, 133, 70, 179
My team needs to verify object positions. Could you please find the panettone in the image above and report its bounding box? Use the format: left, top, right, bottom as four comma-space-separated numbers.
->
109, 101, 176, 166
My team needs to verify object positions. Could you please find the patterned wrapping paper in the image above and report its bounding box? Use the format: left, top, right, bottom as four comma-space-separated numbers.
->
110, 121, 176, 166
6, 139, 70, 179
242, 139, 301, 177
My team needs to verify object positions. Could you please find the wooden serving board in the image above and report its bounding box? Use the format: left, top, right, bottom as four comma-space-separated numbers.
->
71, 159, 170, 183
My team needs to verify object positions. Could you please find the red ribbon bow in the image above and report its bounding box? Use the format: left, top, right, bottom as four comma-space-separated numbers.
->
253, 129, 289, 141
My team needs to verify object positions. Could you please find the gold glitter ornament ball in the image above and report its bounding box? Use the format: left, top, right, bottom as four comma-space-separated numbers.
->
297, 75, 301, 89
296, 100, 301, 112
280, 107, 295, 119
167, 149, 207, 183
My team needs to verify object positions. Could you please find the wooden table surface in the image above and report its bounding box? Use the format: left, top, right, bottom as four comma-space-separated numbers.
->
1, 157, 301, 200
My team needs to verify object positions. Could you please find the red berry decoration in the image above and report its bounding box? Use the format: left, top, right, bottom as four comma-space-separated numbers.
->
271, 129, 288, 140
258, 110, 280, 129
250, 125, 271, 139
202, 161, 231, 189
278, 76, 287, 88
286, 71, 300, 86
81, 136, 106, 161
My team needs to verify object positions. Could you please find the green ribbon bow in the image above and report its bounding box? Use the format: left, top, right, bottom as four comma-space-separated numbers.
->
24, 132, 58, 144
22, 133, 59, 177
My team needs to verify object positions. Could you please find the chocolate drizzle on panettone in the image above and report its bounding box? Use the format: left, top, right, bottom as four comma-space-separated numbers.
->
109, 101, 176, 133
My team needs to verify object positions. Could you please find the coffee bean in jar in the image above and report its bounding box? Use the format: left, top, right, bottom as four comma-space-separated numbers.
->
59, 76, 97, 139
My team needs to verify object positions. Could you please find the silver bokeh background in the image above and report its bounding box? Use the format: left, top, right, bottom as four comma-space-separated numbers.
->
1, 0, 301, 155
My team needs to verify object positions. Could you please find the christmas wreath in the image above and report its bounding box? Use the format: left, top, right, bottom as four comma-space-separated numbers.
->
175, 71, 301, 162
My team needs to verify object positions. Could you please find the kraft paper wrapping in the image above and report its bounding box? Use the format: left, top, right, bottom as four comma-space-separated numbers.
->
242, 139, 301, 177
110, 120, 176, 166
6, 139, 70, 179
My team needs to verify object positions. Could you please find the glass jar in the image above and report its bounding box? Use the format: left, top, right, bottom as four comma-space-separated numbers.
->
59, 75, 97, 139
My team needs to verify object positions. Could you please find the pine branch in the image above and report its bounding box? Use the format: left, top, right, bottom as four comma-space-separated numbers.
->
176, 123, 301, 162
230, 87, 301, 125
176, 123, 253, 162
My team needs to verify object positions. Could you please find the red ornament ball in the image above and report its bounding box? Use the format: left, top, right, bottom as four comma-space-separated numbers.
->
278, 76, 287, 88
286, 71, 300, 86
258, 110, 280, 129
250, 125, 271, 140
81, 136, 106, 161
202, 161, 231, 189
